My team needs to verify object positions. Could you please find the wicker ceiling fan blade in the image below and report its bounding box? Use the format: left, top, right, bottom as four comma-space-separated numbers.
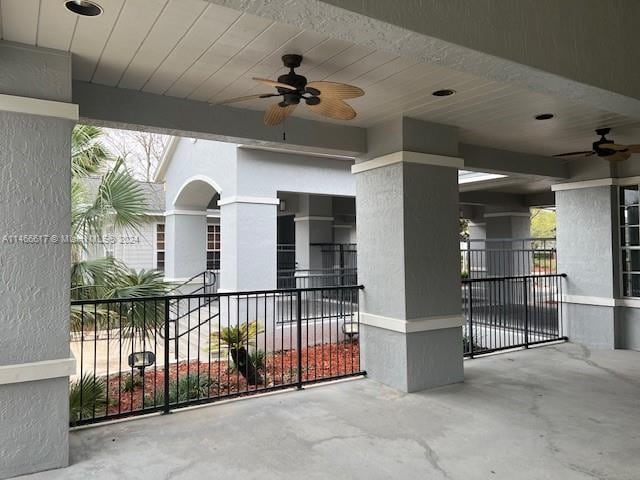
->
599, 143, 629, 152
218, 93, 280, 104
306, 81, 364, 99
626, 144, 640, 153
264, 102, 297, 126
306, 97, 356, 121
553, 150, 594, 157
607, 151, 631, 162
253, 77, 296, 91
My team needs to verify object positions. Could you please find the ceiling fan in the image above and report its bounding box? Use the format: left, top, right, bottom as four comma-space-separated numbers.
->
219, 54, 364, 126
554, 128, 640, 162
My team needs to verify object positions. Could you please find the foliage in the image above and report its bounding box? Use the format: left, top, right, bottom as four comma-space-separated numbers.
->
69, 374, 107, 422
70, 125, 171, 335
211, 321, 264, 351
249, 349, 266, 370
145, 374, 214, 406
459, 217, 470, 241
530, 208, 556, 239
122, 373, 144, 393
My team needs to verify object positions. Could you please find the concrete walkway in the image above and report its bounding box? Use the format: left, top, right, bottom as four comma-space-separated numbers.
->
23, 343, 640, 479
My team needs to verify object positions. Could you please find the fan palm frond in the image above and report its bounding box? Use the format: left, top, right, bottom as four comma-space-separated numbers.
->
72, 125, 111, 177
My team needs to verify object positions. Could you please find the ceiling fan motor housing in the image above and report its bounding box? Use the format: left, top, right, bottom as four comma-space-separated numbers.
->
593, 128, 615, 156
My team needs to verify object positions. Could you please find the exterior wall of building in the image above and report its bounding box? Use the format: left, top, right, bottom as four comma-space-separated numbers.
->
0, 42, 73, 479
161, 139, 357, 291
108, 216, 163, 271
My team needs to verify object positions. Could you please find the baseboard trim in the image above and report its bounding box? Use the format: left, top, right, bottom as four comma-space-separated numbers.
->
360, 312, 463, 333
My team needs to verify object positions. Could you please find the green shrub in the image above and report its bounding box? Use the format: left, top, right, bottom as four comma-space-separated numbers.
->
69, 374, 107, 422
121, 372, 143, 392
249, 349, 266, 370
149, 373, 215, 406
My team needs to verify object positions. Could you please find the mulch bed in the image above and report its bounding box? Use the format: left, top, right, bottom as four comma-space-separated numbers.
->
105, 341, 360, 415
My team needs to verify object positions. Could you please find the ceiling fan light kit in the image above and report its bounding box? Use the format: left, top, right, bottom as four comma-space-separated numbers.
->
220, 54, 364, 126
554, 128, 640, 163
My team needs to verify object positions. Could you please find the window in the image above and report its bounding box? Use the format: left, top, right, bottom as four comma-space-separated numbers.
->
207, 224, 221, 270
156, 223, 165, 272
620, 185, 640, 296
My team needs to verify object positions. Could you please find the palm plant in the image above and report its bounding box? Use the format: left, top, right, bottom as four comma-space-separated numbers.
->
70, 124, 170, 310
69, 373, 107, 423
211, 321, 265, 385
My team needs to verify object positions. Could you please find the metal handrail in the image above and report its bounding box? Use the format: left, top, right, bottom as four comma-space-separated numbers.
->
462, 273, 566, 284
70, 283, 365, 305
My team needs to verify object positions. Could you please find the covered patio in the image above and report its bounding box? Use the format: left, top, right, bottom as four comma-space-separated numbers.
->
24, 343, 640, 480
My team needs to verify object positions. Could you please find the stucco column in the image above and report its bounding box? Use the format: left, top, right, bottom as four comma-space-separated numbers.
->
484, 207, 531, 276
355, 118, 464, 392
555, 183, 618, 348
0, 43, 75, 478
294, 194, 334, 270
219, 197, 279, 291
164, 212, 207, 281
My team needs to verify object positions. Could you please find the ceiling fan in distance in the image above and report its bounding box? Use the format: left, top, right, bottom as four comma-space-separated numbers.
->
219, 54, 364, 126
554, 128, 640, 162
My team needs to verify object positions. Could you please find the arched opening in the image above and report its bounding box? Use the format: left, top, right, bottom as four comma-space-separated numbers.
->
172, 176, 221, 209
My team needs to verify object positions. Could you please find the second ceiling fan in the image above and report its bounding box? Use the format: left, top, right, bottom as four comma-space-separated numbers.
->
220, 54, 364, 126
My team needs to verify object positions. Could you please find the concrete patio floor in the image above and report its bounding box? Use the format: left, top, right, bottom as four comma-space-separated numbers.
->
23, 342, 640, 480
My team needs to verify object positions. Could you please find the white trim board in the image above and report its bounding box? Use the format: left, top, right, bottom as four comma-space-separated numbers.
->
293, 216, 334, 222
0, 93, 79, 121
164, 209, 207, 216
217, 196, 280, 206
0, 357, 76, 385
551, 177, 640, 192
562, 294, 640, 309
359, 312, 464, 333
352, 151, 463, 174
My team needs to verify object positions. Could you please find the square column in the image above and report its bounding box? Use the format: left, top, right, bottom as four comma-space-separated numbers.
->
355, 150, 464, 392
218, 196, 279, 291
294, 194, 334, 270
555, 183, 618, 348
484, 208, 531, 276
0, 44, 75, 478
164, 212, 207, 280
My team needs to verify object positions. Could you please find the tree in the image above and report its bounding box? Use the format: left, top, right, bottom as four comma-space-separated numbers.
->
70, 125, 170, 307
104, 129, 170, 182
531, 208, 556, 238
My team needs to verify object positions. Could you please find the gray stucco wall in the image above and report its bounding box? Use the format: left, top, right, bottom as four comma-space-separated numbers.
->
0, 43, 72, 478
361, 325, 463, 392
616, 307, 640, 350
403, 163, 460, 319
556, 187, 616, 298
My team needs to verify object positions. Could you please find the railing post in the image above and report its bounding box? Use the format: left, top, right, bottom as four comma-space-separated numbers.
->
523, 277, 529, 348
163, 297, 171, 414
468, 282, 474, 358
296, 289, 303, 389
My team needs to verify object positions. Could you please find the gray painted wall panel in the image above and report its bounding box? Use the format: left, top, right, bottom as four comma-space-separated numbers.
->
0, 42, 72, 478
556, 187, 615, 297
402, 163, 460, 318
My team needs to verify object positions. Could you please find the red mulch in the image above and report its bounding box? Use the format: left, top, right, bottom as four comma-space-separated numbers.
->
105, 342, 360, 415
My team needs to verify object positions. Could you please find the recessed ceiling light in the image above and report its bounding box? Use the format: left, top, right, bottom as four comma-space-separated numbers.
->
65, 0, 103, 17
535, 113, 555, 120
432, 89, 456, 97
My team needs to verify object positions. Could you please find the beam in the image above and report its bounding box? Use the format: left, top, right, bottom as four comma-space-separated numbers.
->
460, 190, 556, 208
460, 144, 570, 179
206, 0, 640, 119
72, 81, 366, 157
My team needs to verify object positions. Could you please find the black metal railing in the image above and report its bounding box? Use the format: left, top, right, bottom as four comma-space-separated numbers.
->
461, 237, 556, 279
69, 284, 364, 426
277, 268, 358, 289
461, 273, 566, 357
